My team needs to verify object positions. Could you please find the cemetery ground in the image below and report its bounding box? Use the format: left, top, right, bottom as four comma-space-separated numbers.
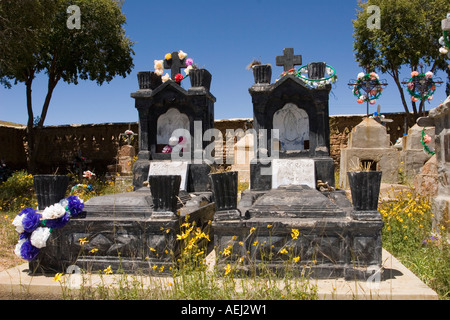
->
0, 171, 448, 300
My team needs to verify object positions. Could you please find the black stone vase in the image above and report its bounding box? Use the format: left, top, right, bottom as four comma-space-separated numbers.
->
209, 171, 238, 211
252, 64, 272, 84
149, 175, 181, 216
347, 171, 382, 211
307, 62, 326, 80
189, 68, 212, 91
137, 71, 162, 90
33, 175, 69, 210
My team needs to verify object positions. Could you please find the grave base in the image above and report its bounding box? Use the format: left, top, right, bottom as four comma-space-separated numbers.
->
28, 190, 215, 275
214, 185, 383, 280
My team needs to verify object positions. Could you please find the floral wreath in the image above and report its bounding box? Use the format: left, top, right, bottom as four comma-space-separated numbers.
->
439, 31, 450, 58
295, 65, 338, 88
352, 72, 384, 105
405, 71, 436, 102
12, 196, 85, 261
421, 128, 435, 156
154, 50, 195, 84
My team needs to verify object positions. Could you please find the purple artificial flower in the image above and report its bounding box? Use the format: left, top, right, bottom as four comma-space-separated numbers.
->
185, 58, 194, 67
21, 209, 42, 233
20, 240, 40, 261
67, 196, 84, 217
45, 212, 70, 229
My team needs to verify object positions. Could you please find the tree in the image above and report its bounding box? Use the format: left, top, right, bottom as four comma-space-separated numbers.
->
0, 0, 134, 172
353, 0, 449, 122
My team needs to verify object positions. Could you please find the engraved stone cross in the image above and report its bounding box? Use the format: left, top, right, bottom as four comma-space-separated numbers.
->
276, 48, 302, 72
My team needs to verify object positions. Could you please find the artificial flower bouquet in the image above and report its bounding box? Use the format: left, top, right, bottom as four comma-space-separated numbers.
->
12, 196, 84, 261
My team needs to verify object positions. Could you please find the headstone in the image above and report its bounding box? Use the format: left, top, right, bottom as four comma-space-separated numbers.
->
131, 56, 215, 192
272, 159, 315, 188
400, 124, 435, 181
213, 48, 383, 281
339, 118, 400, 189
148, 161, 189, 191
417, 95, 450, 237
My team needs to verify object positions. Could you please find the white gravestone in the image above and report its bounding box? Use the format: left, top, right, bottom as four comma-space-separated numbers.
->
272, 159, 316, 189
273, 103, 309, 151
148, 161, 189, 191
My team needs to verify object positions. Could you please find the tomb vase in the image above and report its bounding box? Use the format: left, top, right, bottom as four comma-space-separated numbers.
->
149, 175, 181, 213
347, 171, 382, 211
252, 64, 272, 84
33, 175, 69, 210
307, 62, 326, 80
137, 71, 162, 90
189, 69, 212, 90
209, 171, 238, 211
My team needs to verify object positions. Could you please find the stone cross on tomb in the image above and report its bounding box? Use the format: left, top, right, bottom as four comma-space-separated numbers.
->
164, 51, 187, 79
276, 48, 302, 71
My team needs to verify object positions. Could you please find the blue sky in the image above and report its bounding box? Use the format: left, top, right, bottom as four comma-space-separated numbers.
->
0, 0, 448, 126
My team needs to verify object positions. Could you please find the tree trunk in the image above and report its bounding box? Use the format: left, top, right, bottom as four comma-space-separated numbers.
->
24, 72, 36, 173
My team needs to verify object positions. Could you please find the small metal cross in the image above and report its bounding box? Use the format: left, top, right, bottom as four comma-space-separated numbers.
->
276, 48, 302, 72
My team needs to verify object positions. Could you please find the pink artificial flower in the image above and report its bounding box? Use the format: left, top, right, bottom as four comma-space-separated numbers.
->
407, 82, 414, 89
162, 145, 172, 154
424, 135, 432, 144
370, 100, 376, 105
185, 58, 194, 67
411, 71, 419, 77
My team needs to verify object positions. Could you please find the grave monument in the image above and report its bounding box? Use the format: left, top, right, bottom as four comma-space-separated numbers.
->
28, 52, 216, 275
213, 48, 384, 280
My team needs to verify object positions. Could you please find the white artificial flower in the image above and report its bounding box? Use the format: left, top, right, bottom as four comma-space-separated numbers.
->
184, 65, 193, 75
30, 227, 51, 249
42, 203, 67, 220
178, 50, 188, 60
14, 239, 26, 258
357, 72, 365, 79
439, 47, 449, 55
154, 59, 164, 70
425, 71, 434, 78
326, 67, 333, 75
154, 68, 164, 76
12, 215, 25, 234
439, 36, 445, 46
161, 73, 170, 82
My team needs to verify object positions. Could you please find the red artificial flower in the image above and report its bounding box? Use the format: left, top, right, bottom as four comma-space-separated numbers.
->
175, 73, 184, 83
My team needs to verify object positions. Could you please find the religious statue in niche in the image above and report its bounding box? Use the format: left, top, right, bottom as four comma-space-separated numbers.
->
157, 108, 190, 153
273, 103, 310, 151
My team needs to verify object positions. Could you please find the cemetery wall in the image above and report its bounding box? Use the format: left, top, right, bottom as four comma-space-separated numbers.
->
0, 113, 411, 173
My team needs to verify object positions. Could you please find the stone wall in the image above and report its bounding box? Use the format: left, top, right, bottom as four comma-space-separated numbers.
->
0, 113, 412, 174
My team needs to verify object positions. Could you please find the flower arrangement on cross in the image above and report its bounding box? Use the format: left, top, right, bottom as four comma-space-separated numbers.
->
154, 50, 196, 85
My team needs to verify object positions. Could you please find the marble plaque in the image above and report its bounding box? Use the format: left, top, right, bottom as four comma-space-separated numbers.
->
148, 161, 189, 190
272, 159, 315, 189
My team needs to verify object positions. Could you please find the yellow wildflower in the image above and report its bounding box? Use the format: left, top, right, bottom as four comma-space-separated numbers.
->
53, 273, 63, 282
293, 256, 300, 263
253, 240, 259, 246
89, 248, 98, 254
224, 264, 232, 276
104, 265, 113, 275
291, 229, 300, 240
78, 237, 89, 245
280, 248, 288, 254
250, 227, 256, 234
